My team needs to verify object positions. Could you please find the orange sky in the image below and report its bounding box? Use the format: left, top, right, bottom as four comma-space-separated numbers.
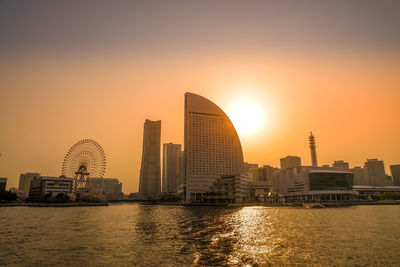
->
0, 1, 399, 193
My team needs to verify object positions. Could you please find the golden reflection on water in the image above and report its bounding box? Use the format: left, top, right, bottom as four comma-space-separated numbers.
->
1, 205, 400, 266
227, 207, 276, 265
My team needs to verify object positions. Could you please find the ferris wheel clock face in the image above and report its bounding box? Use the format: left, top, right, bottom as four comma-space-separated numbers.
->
61, 139, 106, 179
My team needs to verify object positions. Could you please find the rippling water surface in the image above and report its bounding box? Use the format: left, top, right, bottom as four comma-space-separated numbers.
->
1, 204, 399, 266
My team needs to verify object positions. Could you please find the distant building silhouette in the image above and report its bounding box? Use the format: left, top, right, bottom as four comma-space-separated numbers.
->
0, 177, 7, 192
364, 159, 386, 187
309, 132, 318, 166
184, 92, 245, 202
332, 160, 349, 169
390, 164, 400, 186
253, 165, 280, 186
280, 156, 301, 169
86, 177, 122, 200
18, 173, 40, 196
350, 166, 367, 185
244, 162, 259, 173
162, 143, 183, 194
139, 119, 161, 197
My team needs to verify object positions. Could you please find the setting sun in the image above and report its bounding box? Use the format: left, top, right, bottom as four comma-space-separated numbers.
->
227, 99, 266, 137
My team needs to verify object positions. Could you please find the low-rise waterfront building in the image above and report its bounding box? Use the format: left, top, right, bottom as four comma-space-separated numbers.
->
201, 174, 252, 203
273, 166, 355, 202
86, 178, 123, 200
29, 176, 73, 202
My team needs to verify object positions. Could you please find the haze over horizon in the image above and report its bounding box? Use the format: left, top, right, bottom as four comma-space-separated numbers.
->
1, 0, 399, 193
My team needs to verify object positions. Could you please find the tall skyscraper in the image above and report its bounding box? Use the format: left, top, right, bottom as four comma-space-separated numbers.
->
18, 173, 40, 196
364, 159, 386, 186
162, 143, 183, 193
139, 119, 161, 196
280, 156, 301, 169
332, 160, 349, 169
390, 164, 400, 186
309, 132, 318, 167
184, 92, 244, 201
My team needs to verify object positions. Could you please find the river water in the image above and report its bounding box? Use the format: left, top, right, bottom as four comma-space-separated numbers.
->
0, 204, 399, 266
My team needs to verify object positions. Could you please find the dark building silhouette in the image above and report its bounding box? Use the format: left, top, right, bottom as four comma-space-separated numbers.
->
0, 177, 7, 192
390, 164, 400, 186
139, 119, 161, 197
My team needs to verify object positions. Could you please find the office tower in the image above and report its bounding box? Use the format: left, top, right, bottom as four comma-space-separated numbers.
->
162, 143, 182, 193
184, 92, 244, 201
139, 119, 161, 196
364, 159, 386, 186
390, 164, 400, 186
351, 166, 366, 185
332, 160, 350, 169
18, 173, 40, 196
309, 132, 318, 166
280, 156, 301, 169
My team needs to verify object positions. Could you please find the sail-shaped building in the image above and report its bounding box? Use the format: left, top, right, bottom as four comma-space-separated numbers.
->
184, 92, 247, 202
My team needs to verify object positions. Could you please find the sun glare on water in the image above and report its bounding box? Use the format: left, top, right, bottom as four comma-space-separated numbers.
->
226, 99, 266, 137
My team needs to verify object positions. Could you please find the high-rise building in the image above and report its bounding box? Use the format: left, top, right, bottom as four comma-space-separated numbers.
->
364, 159, 386, 186
309, 132, 318, 166
139, 119, 161, 196
351, 166, 367, 185
332, 160, 349, 169
162, 143, 183, 193
184, 92, 244, 201
280, 156, 301, 169
390, 164, 400, 186
18, 173, 40, 196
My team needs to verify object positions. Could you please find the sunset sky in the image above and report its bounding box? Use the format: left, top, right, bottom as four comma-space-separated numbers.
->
1, 0, 399, 193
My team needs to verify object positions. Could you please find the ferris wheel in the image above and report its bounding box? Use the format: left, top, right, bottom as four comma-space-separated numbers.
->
61, 139, 106, 193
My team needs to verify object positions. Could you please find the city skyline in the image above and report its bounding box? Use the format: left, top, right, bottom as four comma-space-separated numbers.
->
1, 1, 399, 193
